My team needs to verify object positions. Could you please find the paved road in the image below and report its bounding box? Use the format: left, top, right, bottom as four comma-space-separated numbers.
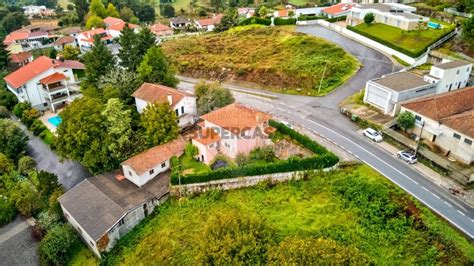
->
178, 25, 474, 239
0, 217, 38, 266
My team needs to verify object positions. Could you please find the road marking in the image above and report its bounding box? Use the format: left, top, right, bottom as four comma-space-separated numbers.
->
432, 193, 440, 199
422, 186, 429, 192
457, 210, 466, 216
445, 201, 452, 207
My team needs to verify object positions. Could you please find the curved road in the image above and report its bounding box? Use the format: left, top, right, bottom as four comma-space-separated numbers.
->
178, 25, 474, 239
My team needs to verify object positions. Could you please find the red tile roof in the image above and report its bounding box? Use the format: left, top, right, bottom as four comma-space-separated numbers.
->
103, 16, 124, 26
122, 138, 185, 175
39, 72, 66, 85
54, 36, 75, 46
9, 51, 32, 63
3, 31, 29, 45
201, 103, 272, 130
4, 56, 84, 88
322, 3, 354, 15
150, 23, 172, 32
402, 87, 474, 138
79, 28, 112, 43
193, 128, 221, 145
132, 83, 194, 108
108, 21, 140, 31
197, 14, 223, 27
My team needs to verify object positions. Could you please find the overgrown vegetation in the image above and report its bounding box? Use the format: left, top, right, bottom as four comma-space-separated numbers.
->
162, 26, 359, 96
102, 165, 474, 265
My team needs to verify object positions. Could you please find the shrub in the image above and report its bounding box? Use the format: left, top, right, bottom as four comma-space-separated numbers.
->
269, 120, 329, 154
30, 119, 47, 136
326, 16, 346, 23
185, 143, 198, 157
239, 17, 271, 26
13, 102, 31, 119
298, 15, 325, 21
274, 18, 296, 26
0, 106, 8, 119
0, 196, 16, 227
249, 146, 275, 162
397, 111, 416, 132
18, 156, 36, 175
364, 13, 374, 24
22, 108, 40, 128
39, 224, 80, 265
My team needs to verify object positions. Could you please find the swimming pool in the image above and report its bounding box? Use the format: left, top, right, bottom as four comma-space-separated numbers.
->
48, 116, 62, 127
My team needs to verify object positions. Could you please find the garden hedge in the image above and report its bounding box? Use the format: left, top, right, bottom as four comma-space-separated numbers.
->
326, 16, 346, 23
298, 15, 326, 21
274, 18, 296, 25
171, 153, 339, 185
239, 17, 272, 26
171, 120, 339, 185
346, 25, 455, 58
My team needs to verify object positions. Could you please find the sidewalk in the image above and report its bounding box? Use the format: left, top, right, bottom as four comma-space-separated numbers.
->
357, 129, 474, 206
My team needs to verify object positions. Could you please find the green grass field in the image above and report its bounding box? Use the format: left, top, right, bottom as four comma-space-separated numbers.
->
180, 154, 211, 175
99, 165, 474, 265
162, 25, 359, 96
353, 22, 455, 55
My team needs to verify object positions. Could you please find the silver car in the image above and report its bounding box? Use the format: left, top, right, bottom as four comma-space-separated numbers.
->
363, 128, 383, 142
397, 150, 417, 164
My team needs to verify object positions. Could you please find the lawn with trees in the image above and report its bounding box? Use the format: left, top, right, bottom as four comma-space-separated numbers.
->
161, 25, 359, 96
101, 165, 474, 265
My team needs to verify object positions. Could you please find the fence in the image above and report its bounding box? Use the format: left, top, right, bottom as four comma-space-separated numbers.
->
444, 8, 472, 18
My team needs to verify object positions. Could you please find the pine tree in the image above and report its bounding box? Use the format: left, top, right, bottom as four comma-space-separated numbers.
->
117, 24, 138, 70
83, 35, 116, 87
106, 3, 120, 18
88, 0, 107, 18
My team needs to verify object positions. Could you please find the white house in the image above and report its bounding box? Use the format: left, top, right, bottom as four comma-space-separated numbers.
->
3, 25, 59, 52
22, 5, 46, 16
347, 3, 428, 30
322, 3, 356, 18
400, 87, 474, 164
102, 17, 140, 39
132, 83, 198, 129
76, 28, 113, 50
295, 7, 324, 17
424, 60, 472, 94
169, 16, 192, 29
195, 14, 223, 31
364, 60, 472, 116
3, 56, 85, 112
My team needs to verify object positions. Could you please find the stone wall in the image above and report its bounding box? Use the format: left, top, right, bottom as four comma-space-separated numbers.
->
171, 165, 339, 196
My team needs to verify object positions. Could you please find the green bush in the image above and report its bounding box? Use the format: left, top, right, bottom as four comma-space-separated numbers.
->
346, 25, 455, 58
30, 119, 47, 136
298, 15, 326, 21
0, 197, 16, 227
326, 16, 346, 23
0, 106, 8, 119
239, 17, 271, 26
13, 102, 31, 119
274, 18, 296, 25
172, 154, 339, 185
269, 120, 329, 154
39, 224, 80, 265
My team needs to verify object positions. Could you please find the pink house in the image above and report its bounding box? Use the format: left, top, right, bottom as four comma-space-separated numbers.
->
192, 103, 273, 164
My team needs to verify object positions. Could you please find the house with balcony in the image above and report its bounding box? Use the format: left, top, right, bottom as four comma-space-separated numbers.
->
364, 60, 472, 116
400, 87, 474, 164
58, 138, 184, 257
3, 56, 85, 112
192, 103, 272, 164
103, 17, 140, 39
346, 3, 428, 30
76, 28, 113, 50
132, 83, 198, 129
3, 24, 59, 52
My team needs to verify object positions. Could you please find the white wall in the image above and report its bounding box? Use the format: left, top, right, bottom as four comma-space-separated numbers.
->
430, 64, 472, 94
136, 96, 198, 129
122, 159, 170, 187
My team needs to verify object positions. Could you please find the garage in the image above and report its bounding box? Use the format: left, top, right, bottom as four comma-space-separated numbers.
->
365, 83, 389, 110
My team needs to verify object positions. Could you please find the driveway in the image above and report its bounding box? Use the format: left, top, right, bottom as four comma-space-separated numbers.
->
0, 217, 38, 266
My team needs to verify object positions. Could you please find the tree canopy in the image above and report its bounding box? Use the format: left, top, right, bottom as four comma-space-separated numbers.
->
195, 81, 234, 114
118, 26, 156, 71
397, 111, 416, 132
1, 12, 29, 33
140, 102, 179, 147
0, 119, 28, 162
138, 46, 178, 87
98, 68, 143, 102
364, 13, 375, 24
83, 34, 116, 87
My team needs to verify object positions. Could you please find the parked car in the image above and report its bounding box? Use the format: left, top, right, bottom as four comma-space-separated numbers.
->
363, 128, 383, 142
397, 150, 417, 164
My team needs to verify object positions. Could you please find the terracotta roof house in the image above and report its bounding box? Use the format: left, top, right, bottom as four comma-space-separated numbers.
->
132, 83, 198, 129
238, 7, 255, 18
364, 60, 472, 116
76, 28, 113, 50
53, 36, 77, 50
103, 16, 125, 27
400, 87, 474, 164
149, 23, 174, 37
195, 14, 224, 31
273, 8, 295, 18
104, 17, 141, 38
3, 26, 58, 51
170, 16, 192, 29
321, 3, 355, 18
4, 56, 84, 112
9, 51, 33, 67
192, 103, 272, 164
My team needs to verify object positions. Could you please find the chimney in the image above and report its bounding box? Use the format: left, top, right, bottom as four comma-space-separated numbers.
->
167, 94, 173, 105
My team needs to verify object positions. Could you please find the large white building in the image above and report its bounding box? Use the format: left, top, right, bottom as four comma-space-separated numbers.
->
364, 60, 472, 116
3, 56, 85, 112
132, 83, 198, 129
347, 3, 428, 30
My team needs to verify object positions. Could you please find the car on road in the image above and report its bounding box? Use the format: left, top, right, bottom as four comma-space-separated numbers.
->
397, 150, 417, 164
363, 128, 383, 142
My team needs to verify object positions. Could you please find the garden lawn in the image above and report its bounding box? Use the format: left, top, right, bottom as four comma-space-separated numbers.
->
180, 154, 211, 175
161, 25, 359, 96
102, 165, 474, 265
353, 22, 455, 56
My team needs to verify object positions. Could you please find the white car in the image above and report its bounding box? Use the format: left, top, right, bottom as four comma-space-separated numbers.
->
363, 128, 383, 142
397, 150, 417, 164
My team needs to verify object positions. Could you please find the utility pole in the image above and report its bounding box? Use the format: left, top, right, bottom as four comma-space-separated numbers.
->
318, 61, 328, 94
414, 121, 425, 157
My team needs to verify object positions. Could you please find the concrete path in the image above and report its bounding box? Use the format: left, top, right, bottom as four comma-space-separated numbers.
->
0, 217, 39, 266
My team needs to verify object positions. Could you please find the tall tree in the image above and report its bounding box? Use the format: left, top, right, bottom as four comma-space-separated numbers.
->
101, 98, 133, 162
88, 0, 107, 18
106, 3, 120, 17
397, 111, 415, 133
72, 0, 88, 24
117, 24, 138, 69
60, 45, 81, 60
214, 8, 238, 32
83, 35, 116, 87
0, 119, 28, 162
85, 14, 105, 29
138, 46, 178, 87
0, 36, 9, 68
1, 12, 29, 33
140, 102, 179, 147
120, 6, 135, 22
98, 68, 143, 101
194, 81, 234, 114
162, 4, 175, 18
462, 16, 474, 49
131, 3, 155, 23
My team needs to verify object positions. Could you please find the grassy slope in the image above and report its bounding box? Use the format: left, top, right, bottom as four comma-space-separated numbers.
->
353, 22, 455, 55
162, 25, 359, 96
102, 165, 474, 265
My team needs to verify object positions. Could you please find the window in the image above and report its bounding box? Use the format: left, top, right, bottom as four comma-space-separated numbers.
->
149, 169, 154, 175
453, 133, 461, 140
464, 138, 472, 145
415, 115, 422, 123
161, 162, 166, 168
181, 106, 184, 114
456, 70, 460, 75
467, 68, 471, 73
128, 171, 132, 176
175, 109, 179, 116
118, 218, 124, 226
209, 143, 214, 148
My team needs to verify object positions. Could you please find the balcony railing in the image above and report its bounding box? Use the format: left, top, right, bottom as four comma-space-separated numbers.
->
42, 85, 67, 93
45, 94, 69, 103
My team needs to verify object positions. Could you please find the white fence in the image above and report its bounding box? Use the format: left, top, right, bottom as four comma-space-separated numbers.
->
444, 8, 472, 18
